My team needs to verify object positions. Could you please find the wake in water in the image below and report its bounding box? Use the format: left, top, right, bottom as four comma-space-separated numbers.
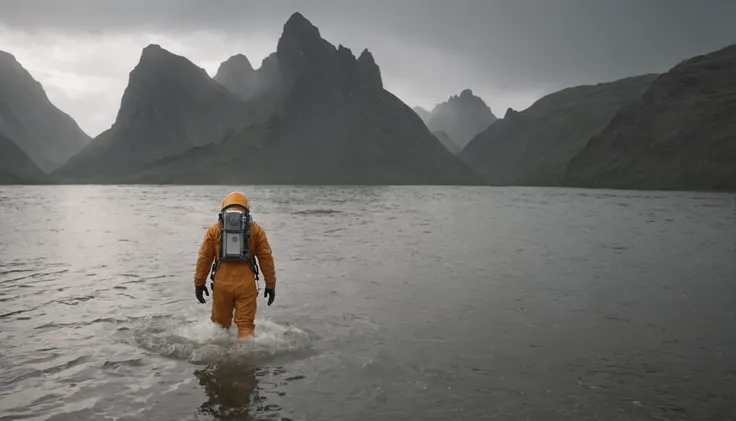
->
127, 315, 315, 365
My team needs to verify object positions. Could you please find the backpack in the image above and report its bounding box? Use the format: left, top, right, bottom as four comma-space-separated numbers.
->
209, 205, 260, 282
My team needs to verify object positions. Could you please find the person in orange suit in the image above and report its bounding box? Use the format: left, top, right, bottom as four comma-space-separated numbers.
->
193, 191, 277, 338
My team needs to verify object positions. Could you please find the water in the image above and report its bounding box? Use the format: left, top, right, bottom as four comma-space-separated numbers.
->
0, 185, 735, 421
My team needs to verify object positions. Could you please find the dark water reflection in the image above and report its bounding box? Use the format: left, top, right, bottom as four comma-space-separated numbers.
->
195, 363, 261, 420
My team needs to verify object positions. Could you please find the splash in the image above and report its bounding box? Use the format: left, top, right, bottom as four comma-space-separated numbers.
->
129, 315, 313, 364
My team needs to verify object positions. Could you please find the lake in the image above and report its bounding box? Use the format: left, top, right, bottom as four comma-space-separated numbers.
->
1, 185, 735, 420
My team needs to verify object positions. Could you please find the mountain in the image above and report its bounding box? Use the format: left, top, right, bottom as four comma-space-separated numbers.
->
0, 50, 91, 173
460, 74, 658, 186
414, 106, 464, 154
213, 54, 257, 101
0, 131, 46, 184
563, 43, 736, 191
54, 44, 253, 182
413, 106, 432, 122
129, 13, 481, 185
420, 89, 497, 150
432, 131, 461, 155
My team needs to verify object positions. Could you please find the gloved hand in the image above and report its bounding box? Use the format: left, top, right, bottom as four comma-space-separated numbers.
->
196, 285, 209, 304
264, 288, 275, 306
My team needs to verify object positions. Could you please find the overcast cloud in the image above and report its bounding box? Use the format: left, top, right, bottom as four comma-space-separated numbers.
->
1, 0, 735, 137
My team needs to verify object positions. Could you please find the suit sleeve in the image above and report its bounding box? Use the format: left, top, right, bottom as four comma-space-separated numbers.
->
194, 225, 217, 287
253, 223, 277, 289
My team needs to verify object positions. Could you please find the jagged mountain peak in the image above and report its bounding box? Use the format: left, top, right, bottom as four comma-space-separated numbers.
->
217, 54, 254, 73
357, 49, 382, 89
274, 12, 384, 94
136, 44, 206, 74
278, 12, 336, 57
358, 49, 375, 63
122, 12, 479, 185
283, 12, 320, 36
439, 88, 488, 109
54, 42, 252, 181
424, 89, 497, 149
214, 54, 257, 100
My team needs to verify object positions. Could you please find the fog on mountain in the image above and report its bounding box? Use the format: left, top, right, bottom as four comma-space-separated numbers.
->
415, 89, 497, 153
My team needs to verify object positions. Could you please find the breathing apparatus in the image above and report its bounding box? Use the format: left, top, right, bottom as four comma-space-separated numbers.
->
209, 203, 261, 289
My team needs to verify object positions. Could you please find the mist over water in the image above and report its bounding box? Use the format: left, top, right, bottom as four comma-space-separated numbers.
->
1, 185, 735, 420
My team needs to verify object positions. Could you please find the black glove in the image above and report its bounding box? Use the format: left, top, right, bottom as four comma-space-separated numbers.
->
196, 285, 209, 303
264, 288, 275, 306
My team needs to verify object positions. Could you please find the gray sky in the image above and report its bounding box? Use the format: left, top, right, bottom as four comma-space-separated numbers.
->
1, 0, 735, 137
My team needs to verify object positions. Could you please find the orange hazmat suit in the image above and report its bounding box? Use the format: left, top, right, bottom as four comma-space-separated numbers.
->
193, 192, 277, 338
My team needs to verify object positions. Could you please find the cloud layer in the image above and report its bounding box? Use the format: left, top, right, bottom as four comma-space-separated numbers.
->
1, 0, 735, 137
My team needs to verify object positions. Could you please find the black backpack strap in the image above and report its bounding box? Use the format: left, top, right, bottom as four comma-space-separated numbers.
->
249, 257, 260, 281
209, 259, 220, 281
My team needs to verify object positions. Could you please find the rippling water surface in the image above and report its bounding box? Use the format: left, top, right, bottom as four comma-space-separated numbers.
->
0, 185, 735, 421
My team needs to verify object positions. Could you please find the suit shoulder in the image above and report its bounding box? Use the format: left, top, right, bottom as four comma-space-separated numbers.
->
250, 220, 268, 235
250, 220, 263, 231
206, 222, 220, 237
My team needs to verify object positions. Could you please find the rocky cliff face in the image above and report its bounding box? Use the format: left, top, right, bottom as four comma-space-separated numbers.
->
130, 12, 481, 185
460, 74, 658, 186
0, 131, 46, 184
563, 43, 736, 191
420, 89, 497, 151
54, 44, 253, 182
0, 51, 91, 172
213, 54, 257, 101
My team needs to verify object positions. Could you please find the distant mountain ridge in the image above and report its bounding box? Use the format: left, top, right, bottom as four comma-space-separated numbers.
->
128, 12, 482, 185
416, 89, 497, 152
563, 43, 736, 191
1, 14, 730, 191
460, 74, 658, 186
53, 44, 254, 182
0, 50, 91, 173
